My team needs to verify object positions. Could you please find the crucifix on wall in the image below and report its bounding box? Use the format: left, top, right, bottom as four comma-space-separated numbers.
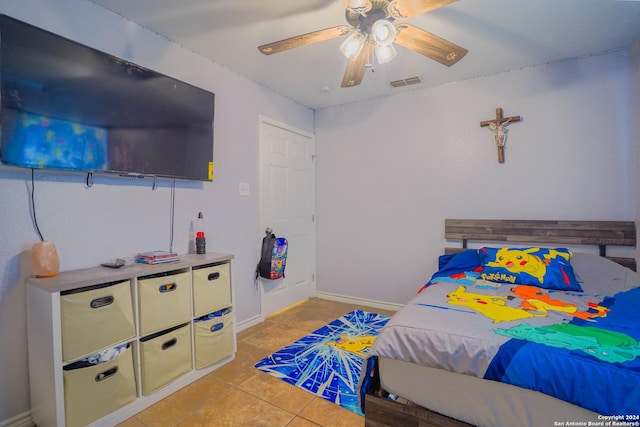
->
480, 107, 521, 163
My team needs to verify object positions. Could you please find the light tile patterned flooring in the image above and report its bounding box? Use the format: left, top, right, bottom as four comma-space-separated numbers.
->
118, 298, 396, 427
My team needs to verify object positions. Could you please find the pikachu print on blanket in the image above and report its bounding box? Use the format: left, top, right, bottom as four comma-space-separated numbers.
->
446, 286, 542, 323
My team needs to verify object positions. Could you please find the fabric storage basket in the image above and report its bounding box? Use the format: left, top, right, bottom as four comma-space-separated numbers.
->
138, 270, 191, 336
139, 322, 192, 395
193, 309, 234, 369
192, 263, 231, 317
63, 343, 136, 427
60, 280, 135, 362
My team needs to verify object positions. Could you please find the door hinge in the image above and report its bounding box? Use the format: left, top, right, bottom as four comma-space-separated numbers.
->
312, 214, 315, 223
311, 154, 316, 164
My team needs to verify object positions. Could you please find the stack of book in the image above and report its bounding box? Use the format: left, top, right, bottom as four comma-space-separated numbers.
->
135, 250, 179, 265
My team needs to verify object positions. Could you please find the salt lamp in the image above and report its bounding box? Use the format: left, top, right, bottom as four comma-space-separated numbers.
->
30, 240, 60, 278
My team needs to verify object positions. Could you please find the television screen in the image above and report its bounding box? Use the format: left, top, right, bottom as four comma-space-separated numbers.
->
0, 15, 215, 181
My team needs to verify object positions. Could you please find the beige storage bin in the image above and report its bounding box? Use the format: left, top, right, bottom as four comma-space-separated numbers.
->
139, 323, 192, 395
63, 344, 136, 427
193, 310, 234, 369
138, 270, 191, 336
192, 263, 231, 317
61, 280, 135, 362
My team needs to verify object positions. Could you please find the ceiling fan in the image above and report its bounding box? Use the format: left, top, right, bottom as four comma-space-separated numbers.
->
258, 0, 468, 88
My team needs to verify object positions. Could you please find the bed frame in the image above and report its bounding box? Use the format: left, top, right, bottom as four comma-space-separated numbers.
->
364, 219, 637, 427
444, 219, 636, 270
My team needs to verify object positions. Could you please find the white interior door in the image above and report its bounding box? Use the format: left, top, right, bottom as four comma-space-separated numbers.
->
259, 116, 316, 316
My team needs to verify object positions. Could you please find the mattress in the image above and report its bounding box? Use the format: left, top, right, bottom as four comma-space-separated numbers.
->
378, 357, 598, 427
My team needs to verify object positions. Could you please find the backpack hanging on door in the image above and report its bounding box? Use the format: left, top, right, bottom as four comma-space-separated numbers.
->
256, 228, 288, 280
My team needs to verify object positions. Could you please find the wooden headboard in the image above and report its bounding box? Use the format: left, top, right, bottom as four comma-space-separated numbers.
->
444, 219, 637, 271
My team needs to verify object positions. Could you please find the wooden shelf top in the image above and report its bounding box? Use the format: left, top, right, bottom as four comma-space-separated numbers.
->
27, 252, 234, 294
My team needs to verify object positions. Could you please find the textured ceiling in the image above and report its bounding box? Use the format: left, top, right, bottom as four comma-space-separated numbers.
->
87, 0, 640, 109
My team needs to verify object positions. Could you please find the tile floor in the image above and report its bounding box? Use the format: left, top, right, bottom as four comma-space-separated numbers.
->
118, 298, 396, 427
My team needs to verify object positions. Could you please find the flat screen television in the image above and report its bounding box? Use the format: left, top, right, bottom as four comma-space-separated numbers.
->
0, 15, 215, 181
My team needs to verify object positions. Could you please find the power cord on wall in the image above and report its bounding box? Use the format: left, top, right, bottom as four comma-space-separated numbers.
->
30, 171, 179, 252
30, 169, 45, 242
169, 179, 176, 253
85, 172, 93, 188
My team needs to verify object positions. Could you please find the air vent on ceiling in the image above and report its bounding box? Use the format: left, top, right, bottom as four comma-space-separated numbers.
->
390, 76, 423, 88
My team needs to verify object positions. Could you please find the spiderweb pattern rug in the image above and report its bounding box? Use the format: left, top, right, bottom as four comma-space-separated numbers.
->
254, 309, 390, 416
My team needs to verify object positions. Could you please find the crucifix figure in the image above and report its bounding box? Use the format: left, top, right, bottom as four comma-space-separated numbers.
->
480, 108, 521, 163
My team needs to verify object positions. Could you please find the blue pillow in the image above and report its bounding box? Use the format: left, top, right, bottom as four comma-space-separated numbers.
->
477, 247, 582, 292
437, 253, 457, 270
432, 250, 482, 280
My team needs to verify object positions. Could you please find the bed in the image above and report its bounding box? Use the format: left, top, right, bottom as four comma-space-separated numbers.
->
360, 219, 639, 427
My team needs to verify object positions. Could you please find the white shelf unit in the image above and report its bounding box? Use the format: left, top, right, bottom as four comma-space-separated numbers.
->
26, 252, 235, 427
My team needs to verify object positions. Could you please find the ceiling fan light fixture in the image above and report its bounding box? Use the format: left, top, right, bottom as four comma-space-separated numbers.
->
372, 20, 396, 46
340, 30, 367, 61
375, 42, 397, 64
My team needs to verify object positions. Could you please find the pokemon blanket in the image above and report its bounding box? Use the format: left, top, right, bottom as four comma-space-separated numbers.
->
359, 269, 640, 415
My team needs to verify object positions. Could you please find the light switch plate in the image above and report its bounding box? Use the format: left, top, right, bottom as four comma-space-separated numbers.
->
239, 182, 250, 196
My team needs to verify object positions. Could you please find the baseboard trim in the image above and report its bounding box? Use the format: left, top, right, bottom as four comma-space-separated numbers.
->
0, 411, 35, 427
236, 314, 265, 333
237, 294, 400, 332
315, 292, 403, 312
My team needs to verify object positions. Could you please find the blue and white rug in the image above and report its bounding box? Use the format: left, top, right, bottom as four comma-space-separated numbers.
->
254, 309, 390, 415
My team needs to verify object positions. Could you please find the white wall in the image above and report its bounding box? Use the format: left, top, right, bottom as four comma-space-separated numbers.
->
632, 39, 640, 256
1, 1, 638, 423
0, 0, 314, 421
315, 49, 636, 306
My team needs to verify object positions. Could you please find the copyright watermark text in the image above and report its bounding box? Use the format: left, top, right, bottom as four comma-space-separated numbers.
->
553, 415, 640, 427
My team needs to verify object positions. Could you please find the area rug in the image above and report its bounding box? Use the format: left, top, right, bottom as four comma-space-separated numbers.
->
254, 309, 390, 416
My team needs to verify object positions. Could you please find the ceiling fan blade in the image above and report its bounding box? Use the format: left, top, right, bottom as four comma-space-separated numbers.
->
395, 24, 467, 66
341, 43, 373, 88
387, 0, 458, 19
258, 25, 350, 55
